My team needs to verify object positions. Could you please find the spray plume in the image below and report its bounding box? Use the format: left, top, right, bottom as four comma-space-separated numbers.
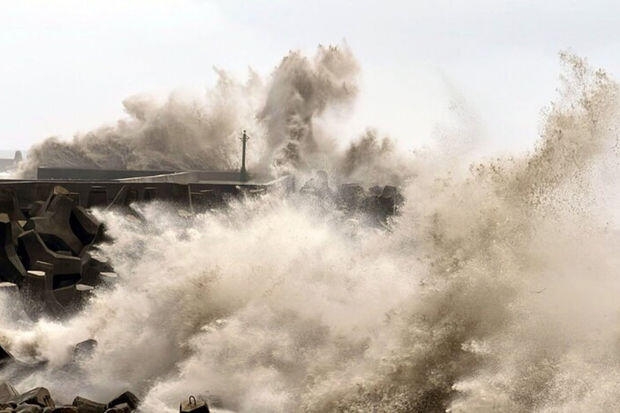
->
1, 50, 619, 412
17, 44, 396, 185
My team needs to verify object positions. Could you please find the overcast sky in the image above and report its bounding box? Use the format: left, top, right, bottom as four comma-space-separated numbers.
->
1, 0, 619, 157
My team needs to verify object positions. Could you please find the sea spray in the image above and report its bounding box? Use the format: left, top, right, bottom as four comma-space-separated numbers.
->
0, 50, 619, 412
16, 45, 370, 183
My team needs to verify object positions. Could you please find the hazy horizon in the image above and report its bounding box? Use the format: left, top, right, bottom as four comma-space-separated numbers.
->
2, 0, 620, 159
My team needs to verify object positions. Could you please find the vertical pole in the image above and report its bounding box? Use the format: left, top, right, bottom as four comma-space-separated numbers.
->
187, 184, 194, 215
240, 130, 248, 181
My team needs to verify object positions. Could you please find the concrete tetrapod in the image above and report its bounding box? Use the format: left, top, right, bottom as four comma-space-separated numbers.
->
24, 195, 85, 256
0, 189, 26, 222
17, 231, 85, 316
0, 214, 26, 285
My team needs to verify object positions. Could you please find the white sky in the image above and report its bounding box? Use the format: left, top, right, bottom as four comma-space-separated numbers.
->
1, 0, 620, 157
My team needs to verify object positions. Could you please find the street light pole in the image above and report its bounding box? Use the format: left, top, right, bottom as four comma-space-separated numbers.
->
240, 130, 249, 181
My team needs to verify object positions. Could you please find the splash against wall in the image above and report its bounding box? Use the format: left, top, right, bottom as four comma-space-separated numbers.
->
2, 48, 619, 412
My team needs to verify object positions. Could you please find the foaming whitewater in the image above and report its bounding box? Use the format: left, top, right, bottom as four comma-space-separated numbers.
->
1, 51, 620, 412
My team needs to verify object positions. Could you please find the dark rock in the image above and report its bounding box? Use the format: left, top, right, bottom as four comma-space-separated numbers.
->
106, 392, 138, 411
71, 396, 106, 413
12, 387, 54, 408
359, 185, 404, 223
337, 184, 365, 211
179, 396, 210, 413
72, 340, 98, 361
379, 185, 404, 213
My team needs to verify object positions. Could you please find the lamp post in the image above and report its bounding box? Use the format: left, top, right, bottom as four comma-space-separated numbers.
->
240, 130, 249, 181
